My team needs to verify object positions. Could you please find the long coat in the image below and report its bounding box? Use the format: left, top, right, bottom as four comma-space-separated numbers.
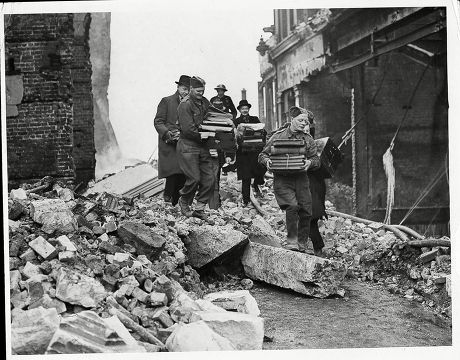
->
154, 92, 183, 178
308, 171, 326, 219
234, 115, 266, 180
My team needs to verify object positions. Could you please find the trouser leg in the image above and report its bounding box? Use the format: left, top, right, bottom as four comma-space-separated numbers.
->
296, 173, 313, 250
242, 178, 251, 204
309, 218, 325, 251
195, 147, 215, 206
177, 141, 200, 204
163, 176, 175, 200
285, 205, 299, 243
171, 173, 186, 206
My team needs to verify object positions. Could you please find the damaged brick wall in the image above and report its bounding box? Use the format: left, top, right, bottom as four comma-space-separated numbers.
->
5, 13, 95, 187
71, 14, 96, 185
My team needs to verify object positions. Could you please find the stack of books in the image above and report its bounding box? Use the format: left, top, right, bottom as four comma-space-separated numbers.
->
240, 123, 266, 153
270, 139, 307, 173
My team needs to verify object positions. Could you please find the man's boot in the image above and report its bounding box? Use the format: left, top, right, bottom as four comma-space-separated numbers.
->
192, 210, 215, 225
192, 201, 215, 225
178, 197, 192, 217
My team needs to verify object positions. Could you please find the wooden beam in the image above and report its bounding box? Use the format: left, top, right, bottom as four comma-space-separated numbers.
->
330, 18, 445, 73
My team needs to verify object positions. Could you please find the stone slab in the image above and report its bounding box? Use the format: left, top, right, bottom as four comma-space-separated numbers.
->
185, 224, 248, 268
242, 242, 346, 298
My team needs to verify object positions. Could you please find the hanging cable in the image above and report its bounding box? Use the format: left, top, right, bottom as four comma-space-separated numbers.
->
399, 165, 446, 225
338, 52, 394, 149
383, 56, 434, 224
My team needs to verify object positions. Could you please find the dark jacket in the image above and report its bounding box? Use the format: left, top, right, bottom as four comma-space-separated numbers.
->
210, 95, 237, 119
154, 91, 183, 178
234, 115, 266, 180
308, 131, 327, 219
177, 95, 210, 147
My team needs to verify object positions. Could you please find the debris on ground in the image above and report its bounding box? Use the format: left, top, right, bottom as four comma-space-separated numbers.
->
7, 170, 451, 353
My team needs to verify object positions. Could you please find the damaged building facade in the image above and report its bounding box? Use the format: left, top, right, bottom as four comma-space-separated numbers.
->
5, 13, 120, 188
257, 8, 449, 235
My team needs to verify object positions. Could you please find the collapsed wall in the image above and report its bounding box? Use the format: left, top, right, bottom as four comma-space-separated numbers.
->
89, 13, 123, 180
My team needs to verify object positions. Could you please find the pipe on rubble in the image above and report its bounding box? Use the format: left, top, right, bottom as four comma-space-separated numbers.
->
325, 209, 410, 242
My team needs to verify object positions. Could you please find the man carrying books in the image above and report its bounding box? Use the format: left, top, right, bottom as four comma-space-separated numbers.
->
258, 111, 321, 254
210, 84, 237, 119
176, 76, 214, 224
234, 100, 267, 206
154, 75, 190, 206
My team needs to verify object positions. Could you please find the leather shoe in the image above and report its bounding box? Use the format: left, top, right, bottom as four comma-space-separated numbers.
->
192, 210, 215, 225
179, 197, 192, 217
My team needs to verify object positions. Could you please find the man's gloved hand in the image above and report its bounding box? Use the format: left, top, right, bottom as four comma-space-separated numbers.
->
163, 131, 173, 143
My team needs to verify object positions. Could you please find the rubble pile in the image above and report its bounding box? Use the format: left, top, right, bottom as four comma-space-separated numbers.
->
218, 173, 450, 315
8, 177, 265, 354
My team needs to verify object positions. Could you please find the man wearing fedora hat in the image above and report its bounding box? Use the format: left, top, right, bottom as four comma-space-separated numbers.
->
176, 76, 215, 223
234, 99, 267, 206
154, 75, 190, 206
210, 84, 237, 119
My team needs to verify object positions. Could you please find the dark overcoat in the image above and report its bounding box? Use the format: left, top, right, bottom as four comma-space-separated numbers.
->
308, 171, 326, 219
154, 92, 182, 178
234, 115, 266, 180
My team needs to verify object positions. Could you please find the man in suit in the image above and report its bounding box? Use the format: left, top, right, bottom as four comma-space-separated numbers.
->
234, 99, 267, 206
210, 84, 237, 119
154, 75, 190, 205
176, 76, 215, 223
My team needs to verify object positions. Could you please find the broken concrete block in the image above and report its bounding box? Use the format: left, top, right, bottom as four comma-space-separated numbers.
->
9, 257, 22, 270
165, 321, 235, 351
151, 307, 174, 328
150, 292, 168, 307
195, 299, 227, 313
53, 185, 74, 202
29, 236, 58, 260
185, 224, 248, 268
446, 275, 451, 297
117, 221, 166, 261
10, 270, 22, 292
242, 242, 346, 298
119, 275, 140, 288
92, 225, 105, 235
204, 290, 260, 316
114, 252, 130, 264
55, 267, 107, 308
249, 215, 282, 247
46, 311, 145, 354
10, 188, 28, 200
20, 248, 37, 262
132, 287, 150, 303
29, 294, 67, 314
23, 262, 43, 279
103, 221, 118, 233
56, 235, 77, 252
169, 293, 202, 323
10, 289, 29, 309
59, 251, 76, 263
419, 249, 439, 264
9, 220, 21, 232
152, 275, 185, 302
174, 250, 186, 264
190, 311, 264, 350
30, 199, 78, 234
11, 307, 59, 355
9, 200, 26, 220
25, 277, 45, 304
